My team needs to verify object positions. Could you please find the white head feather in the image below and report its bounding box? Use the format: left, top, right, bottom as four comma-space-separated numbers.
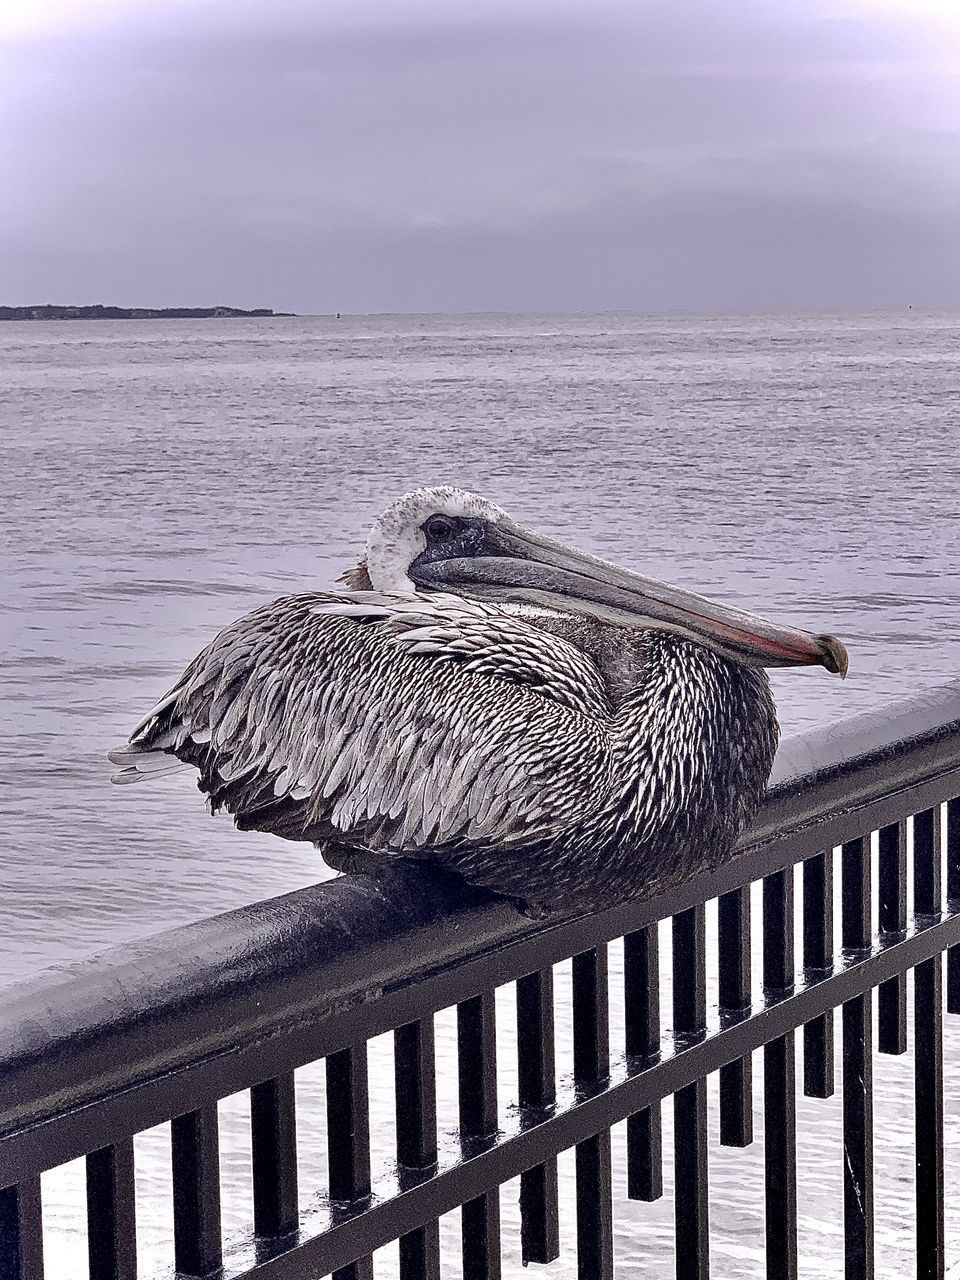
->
365, 486, 507, 592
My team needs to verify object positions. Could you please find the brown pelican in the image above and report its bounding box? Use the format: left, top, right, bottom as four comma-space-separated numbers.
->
109, 487, 847, 910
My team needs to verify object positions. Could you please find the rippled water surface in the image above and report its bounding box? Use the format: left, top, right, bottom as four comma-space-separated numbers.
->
3, 311, 960, 1278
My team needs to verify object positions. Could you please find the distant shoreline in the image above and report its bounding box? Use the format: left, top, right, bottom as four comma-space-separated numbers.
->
0, 305, 294, 321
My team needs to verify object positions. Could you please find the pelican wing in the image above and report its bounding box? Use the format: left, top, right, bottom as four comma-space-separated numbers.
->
110, 591, 613, 855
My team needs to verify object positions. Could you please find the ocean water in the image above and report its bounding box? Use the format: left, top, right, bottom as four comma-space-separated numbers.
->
2, 311, 960, 1278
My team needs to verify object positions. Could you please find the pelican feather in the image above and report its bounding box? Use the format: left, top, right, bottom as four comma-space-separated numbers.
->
109, 487, 847, 909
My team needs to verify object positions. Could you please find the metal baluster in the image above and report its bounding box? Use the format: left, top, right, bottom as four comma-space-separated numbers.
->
947, 798, 960, 1014
624, 925, 664, 1199
87, 1141, 137, 1280
395, 1018, 441, 1280
802, 851, 835, 1097
841, 837, 874, 1280
171, 1105, 222, 1277
458, 993, 500, 1280
516, 970, 560, 1264
762, 869, 798, 1280
573, 947, 613, 1280
878, 822, 907, 1054
915, 807, 942, 920
251, 1074, 299, 1239
672, 906, 708, 1280
0, 1182, 44, 1280
914, 807, 944, 1280
718, 888, 753, 1146
327, 1046, 374, 1280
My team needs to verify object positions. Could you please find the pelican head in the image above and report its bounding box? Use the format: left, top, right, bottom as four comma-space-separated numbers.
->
363, 486, 848, 676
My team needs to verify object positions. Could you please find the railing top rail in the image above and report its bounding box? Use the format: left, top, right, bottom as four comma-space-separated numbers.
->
3, 677, 960, 1175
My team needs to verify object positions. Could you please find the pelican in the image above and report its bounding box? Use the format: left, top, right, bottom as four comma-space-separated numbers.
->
109, 487, 847, 910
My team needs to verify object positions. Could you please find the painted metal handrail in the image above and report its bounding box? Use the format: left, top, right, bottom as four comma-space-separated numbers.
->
2, 678, 960, 1279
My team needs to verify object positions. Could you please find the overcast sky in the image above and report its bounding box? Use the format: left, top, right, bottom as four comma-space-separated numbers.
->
2, 0, 959, 313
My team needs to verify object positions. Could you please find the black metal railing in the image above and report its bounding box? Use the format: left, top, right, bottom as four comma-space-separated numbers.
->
3, 680, 960, 1280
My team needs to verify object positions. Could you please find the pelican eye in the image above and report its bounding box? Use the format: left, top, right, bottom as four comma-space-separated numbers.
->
423, 515, 459, 544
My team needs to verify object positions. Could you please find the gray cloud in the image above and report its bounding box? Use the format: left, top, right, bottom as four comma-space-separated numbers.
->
2, 0, 959, 310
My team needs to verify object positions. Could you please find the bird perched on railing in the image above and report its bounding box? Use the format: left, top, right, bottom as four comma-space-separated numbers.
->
109, 486, 847, 911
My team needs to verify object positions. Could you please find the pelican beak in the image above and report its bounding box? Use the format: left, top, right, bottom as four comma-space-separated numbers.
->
418, 523, 848, 676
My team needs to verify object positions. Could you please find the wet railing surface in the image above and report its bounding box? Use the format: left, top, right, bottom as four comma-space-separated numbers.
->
2, 681, 960, 1280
